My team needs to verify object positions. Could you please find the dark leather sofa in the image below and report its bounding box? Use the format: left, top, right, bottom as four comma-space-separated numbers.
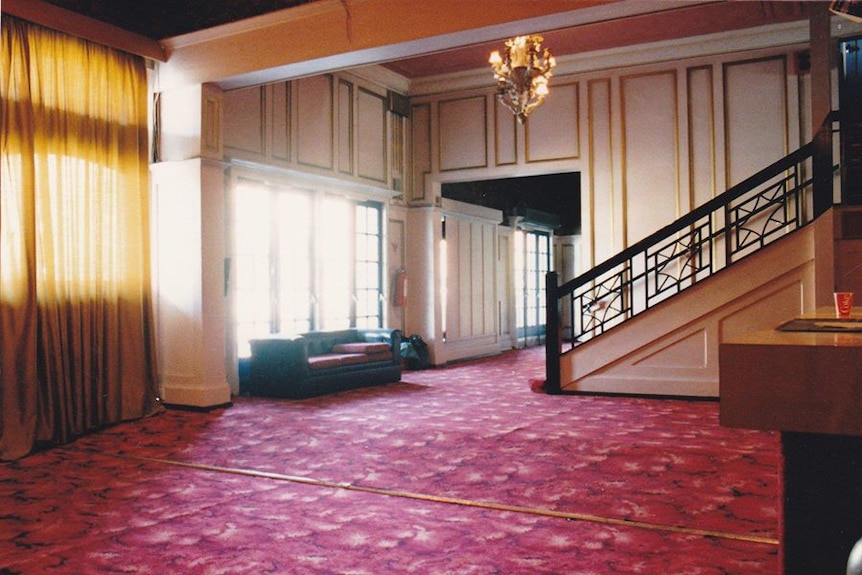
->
244, 328, 402, 399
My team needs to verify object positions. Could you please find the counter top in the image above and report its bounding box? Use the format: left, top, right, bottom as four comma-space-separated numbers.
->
727, 327, 862, 347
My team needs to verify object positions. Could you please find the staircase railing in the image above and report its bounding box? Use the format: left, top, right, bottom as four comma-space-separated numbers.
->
544, 141, 823, 393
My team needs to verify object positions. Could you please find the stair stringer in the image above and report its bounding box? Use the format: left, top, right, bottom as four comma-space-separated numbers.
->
559, 215, 836, 397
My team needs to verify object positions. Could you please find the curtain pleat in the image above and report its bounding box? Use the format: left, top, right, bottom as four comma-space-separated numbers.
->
1, 17, 161, 460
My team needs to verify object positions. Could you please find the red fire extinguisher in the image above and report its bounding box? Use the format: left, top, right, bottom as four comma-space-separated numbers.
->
394, 268, 408, 307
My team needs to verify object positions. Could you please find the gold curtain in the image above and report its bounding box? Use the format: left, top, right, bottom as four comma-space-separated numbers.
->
1, 17, 161, 460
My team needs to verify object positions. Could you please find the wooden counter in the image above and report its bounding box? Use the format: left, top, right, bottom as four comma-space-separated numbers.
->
719, 315, 862, 436
719, 308, 862, 575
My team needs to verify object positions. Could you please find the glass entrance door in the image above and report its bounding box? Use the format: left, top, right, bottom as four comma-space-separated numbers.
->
515, 229, 551, 347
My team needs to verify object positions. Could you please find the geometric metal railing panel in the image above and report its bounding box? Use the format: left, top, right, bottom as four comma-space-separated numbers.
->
549, 142, 817, 361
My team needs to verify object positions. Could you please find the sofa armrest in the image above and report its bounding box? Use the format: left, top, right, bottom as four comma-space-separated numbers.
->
249, 337, 312, 385
356, 329, 401, 362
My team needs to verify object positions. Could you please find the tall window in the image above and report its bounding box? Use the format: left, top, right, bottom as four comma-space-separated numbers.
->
232, 178, 383, 357
233, 182, 313, 357
319, 197, 383, 329
515, 229, 551, 346
354, 201, 384, 328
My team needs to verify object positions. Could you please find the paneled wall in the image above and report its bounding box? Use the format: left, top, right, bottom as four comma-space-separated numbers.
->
620, 70, 679, 246
441, 199, 506, 362
411, 45, 807, 275
221, 70, 409, 361
723, 55, 791, 186
222, 70, 406, 192
218, 40, 809, 368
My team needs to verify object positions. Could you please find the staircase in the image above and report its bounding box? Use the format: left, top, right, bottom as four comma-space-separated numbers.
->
544, 136, 840, 397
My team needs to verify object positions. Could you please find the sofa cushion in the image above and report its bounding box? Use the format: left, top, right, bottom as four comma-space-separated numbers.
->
332, 342, 391, 354
338, 353, 376, 366
309, 352, 386, 370
363, 351, 394, 363
308, 354, 357, 370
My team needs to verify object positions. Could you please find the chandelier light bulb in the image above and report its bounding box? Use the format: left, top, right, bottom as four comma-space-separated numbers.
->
534, 81, 549, 97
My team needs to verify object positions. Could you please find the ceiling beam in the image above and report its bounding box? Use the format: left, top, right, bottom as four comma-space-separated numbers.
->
158, 0, 714, 91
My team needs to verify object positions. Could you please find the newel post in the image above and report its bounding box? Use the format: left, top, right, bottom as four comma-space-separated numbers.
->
544, 271, 562, 394
810, 2, 835, 216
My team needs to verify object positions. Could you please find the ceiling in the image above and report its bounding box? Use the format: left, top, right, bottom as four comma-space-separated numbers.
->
40, 0, 813, 80
384, 1, 812, 79
41, 0, 317, 39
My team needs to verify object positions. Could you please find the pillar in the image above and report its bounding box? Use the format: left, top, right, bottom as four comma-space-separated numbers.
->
150, 83, 232, 407
405, 206, 441, 364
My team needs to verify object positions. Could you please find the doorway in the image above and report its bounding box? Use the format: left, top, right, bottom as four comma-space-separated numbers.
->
441, 173, 580, 349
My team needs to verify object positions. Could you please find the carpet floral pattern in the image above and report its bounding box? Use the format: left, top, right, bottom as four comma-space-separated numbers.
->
1, 348, 780, 574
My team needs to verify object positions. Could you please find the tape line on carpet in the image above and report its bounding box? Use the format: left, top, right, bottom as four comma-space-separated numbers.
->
70, 447, 779, 547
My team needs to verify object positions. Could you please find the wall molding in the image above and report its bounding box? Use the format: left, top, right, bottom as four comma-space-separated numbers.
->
408, 21, 812, 97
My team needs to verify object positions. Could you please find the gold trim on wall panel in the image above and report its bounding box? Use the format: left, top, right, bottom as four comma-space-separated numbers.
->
493, 95, 518, 166
447, 218, 462, 339
525, 82, 580, 163
482, 223, 496, 336
686, 65, 716, 211
722, 55, 788, 189
269, 81, 292, 163
390, 115, 406, 193
587, 78, 615, 269
296, 74, 335, 171
620, 70, 680, 247
438, 95, 488, 172
411, 103, 432, 202
470, 221, 483, 337
388, 217, 407, 332
338, 79, 354, 176
202, 85, 223, 159
357, 87, 388, 183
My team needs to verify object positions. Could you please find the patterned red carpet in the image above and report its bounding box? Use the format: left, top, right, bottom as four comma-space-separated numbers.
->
1, 347, 780, 574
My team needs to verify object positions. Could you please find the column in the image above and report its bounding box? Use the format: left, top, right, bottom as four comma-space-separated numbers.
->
150, 83, 232, 407
405, 206, 440, 364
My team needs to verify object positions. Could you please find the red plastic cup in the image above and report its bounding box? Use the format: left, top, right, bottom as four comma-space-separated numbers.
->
834, 292, 854, 318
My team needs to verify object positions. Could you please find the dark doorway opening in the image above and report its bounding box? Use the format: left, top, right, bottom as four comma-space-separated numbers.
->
442, 173, 581, 235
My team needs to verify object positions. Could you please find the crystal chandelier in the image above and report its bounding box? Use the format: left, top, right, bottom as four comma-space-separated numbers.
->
489, 35, 556, 124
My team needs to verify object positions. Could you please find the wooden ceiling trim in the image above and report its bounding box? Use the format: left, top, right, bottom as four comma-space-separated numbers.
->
2, 0, 166, 61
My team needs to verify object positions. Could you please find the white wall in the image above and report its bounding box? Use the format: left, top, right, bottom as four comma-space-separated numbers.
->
401, 38, 813, 367
212, 24, 816, 377
410, 43, 810, 276
151, 83, 233, 406
147, 11, 862, 400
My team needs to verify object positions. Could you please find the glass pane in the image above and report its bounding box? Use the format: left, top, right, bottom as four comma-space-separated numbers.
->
233, 182, 273, 357
354, 202, 382, 328
515, 229, 550, 344
234, 186, 385, 351
321, 196, 353, 329
233, 181, 316, 357
275, 188, 313, 334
